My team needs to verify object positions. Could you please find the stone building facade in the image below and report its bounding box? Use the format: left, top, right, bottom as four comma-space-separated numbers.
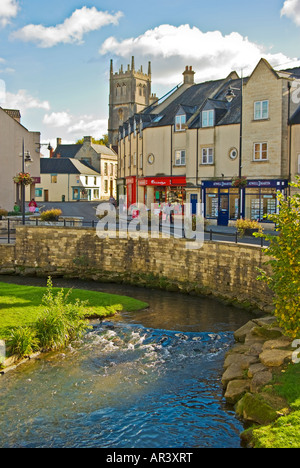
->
117, 59, 300, 225
0, 107, 41, 211
48, 136, 118, 200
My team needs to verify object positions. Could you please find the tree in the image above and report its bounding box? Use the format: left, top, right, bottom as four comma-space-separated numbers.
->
76, 135, 109, 146
257, 177, 300, 339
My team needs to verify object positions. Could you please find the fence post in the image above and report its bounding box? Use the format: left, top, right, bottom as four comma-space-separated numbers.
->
7, 218, 10, 244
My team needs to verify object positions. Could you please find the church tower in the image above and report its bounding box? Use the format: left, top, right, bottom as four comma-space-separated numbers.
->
108, 57, 152, 149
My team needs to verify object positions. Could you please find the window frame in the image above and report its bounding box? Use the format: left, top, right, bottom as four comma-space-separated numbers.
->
253, 142, 268, 161
175, 114, 186, 132
174, 149, 186, 166
201, 147, 214, 165
254, 100, 269, 120
202, 110, 214, 128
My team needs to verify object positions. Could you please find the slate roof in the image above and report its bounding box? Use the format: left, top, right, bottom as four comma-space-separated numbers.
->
290, 106, 300, 125
53, 144, 81, 159
40, 158, 100, 175
136, 76, 247, 130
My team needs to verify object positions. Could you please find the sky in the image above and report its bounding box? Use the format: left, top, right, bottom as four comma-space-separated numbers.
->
0, 0, 300, 153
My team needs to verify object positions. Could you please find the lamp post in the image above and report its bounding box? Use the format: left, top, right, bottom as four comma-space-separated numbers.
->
225, 75, 244, 219
20, 139, 33, 225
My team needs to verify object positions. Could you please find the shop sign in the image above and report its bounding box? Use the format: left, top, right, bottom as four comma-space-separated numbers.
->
31, 177, 41, 183
126, 177, 136, 185
138, 177, 186, 187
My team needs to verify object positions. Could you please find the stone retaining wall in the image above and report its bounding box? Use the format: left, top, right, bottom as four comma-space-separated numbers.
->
0, 226, 274, 312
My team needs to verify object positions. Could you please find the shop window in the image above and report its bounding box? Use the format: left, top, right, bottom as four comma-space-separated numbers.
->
175, 150, 186, 166
201, 148, 214, 165
254, 143, 268, 161
245, 187, 276, 221
202, 110, 214, 128
206, 189, 218, 218
254, 100, 269, 120
104, 180, 108, 193
35, 188, 43, 197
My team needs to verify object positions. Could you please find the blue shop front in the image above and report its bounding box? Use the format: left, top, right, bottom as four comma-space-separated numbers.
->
202, 179, 288, 226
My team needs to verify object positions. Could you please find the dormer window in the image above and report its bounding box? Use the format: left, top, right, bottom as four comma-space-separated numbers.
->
202, 110, 214, 128
175, 114, 186, 131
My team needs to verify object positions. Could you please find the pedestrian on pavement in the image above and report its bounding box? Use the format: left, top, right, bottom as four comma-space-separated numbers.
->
29, 198, 37, 213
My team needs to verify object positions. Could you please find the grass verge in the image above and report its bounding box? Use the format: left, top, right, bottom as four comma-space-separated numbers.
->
250, 363, 300, 448
0, 281, 148, 340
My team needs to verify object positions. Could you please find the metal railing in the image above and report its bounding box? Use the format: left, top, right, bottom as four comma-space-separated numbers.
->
0, 217, 271, 247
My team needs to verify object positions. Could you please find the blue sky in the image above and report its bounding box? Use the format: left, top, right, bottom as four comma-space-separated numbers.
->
0, 0, 300, 150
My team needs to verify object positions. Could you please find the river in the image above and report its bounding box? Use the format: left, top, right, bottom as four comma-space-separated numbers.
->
0, 276, 259, 448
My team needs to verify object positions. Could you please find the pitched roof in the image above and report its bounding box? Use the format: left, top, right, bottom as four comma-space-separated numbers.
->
40, 158, 100, 175
53, 144, 81, 159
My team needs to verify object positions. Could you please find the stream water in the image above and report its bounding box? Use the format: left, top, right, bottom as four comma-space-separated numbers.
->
0, 277, 259, 449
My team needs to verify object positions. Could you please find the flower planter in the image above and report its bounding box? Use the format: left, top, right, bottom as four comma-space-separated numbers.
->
244, 228, 259, 237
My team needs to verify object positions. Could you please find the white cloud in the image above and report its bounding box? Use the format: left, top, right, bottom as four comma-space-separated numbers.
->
100, 24, 300, 85
43, 111, 72, 127
281, 0, 300, 25
4, 89, 50, 111
12, 7, 123, 48
0, 0, 19, 27
67, 116, 107, 136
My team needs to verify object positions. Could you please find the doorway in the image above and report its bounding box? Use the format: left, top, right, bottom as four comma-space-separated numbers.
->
218, 193, 229, 226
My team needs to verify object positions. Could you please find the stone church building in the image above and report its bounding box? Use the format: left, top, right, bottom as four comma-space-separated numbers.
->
108, 57, 158, 149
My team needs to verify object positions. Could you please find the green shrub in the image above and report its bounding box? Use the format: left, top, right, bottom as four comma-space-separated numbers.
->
34, 277, 91, 351
0, 209, 8, 217
40, 209, 62, 221
236, 218, 262, 236
257, 178, 300, 339
7, 326, 39, 358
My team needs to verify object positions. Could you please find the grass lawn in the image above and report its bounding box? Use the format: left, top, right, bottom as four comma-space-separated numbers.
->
251, 363, 300, 448
0, 282, 148, 339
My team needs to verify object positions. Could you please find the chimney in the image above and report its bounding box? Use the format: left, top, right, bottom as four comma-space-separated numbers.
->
57, 137, 62, 147
183, 66, 195, 85
49, 146, 54, 158
83, 136, 92, 145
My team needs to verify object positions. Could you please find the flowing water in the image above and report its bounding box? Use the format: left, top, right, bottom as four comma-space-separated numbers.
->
0, 277, 259, 448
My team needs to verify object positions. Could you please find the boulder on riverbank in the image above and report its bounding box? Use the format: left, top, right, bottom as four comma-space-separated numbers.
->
222, 316, 294, 429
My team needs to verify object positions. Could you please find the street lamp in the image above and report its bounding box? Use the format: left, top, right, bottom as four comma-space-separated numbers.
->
225, 79, 244, 219
20, 139, 33, 225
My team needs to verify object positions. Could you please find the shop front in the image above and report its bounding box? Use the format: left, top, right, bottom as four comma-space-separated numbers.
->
126, 176, 137, 208
138, 176, 186, 216
202, 179, 288, 225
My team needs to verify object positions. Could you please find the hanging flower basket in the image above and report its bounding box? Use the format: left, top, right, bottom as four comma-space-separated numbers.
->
232, 176, 247, 188
13, 172, 33, 186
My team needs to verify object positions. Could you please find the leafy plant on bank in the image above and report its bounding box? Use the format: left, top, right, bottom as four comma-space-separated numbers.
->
6, 326, 39, 358
256, 177, 300, 339
35, 277, 91, 351
5, 278, 92, 358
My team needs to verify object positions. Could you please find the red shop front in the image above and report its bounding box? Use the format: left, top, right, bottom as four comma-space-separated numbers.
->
138, 176, 186, 214
126, 176, 137, 208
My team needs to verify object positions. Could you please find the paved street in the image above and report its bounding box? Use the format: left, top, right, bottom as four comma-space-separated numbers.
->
39, 201, 102, 221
